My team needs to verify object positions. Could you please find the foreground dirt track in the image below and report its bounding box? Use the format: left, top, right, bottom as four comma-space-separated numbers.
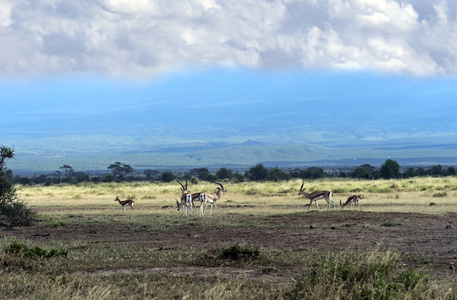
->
3, 210, 457, 282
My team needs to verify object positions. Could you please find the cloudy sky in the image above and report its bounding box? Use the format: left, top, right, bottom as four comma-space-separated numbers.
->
2, 0, 457, 169
2, 0, 457, 76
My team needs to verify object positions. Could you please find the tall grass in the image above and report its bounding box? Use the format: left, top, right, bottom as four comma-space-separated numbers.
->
290, 250, 445, 300
16, 177, 457, 215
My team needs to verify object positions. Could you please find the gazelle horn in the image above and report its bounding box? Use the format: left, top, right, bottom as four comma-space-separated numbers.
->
177, 180, 186, 191
212, 181, 224, 189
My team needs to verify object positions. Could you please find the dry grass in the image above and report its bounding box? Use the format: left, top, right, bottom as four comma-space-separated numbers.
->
3, 177, 457, 299
16, 177, 457, 215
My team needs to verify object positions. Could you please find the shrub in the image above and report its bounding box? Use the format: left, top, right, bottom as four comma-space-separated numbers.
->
195, 243, 261, 267
5, 239, 68, 259
0, 146, 36, 227
0, 198, 36, 227
218, 243, 260, 261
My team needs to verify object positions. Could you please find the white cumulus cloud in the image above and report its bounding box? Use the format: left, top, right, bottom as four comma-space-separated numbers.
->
0, 0, 456, 77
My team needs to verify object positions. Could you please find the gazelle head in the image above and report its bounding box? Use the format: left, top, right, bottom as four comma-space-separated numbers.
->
176, 199, 182, 211
115, 194, 120, 202
340, 199, 344, 209
214, 182, 227, 193
298, 182, 306, 196
177, 180, 188, 194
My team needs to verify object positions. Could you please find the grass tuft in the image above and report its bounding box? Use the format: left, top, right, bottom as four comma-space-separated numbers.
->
432, 191, 448, 197
290, 250, 428, 300
381, 221, 402, 227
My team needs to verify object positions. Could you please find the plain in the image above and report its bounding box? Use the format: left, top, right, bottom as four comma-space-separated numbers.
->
1, 177, 457, 299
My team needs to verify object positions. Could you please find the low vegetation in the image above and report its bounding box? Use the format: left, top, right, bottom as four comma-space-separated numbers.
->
1, 177, 457, 298
5, 239, 68, 259
291, 250, 431, 299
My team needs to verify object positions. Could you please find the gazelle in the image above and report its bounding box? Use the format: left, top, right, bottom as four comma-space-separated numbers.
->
199, 182, 227, 216
114, 195, 135, 211
176, 180, 195, 216
340, 195, 361, 209
298, 182, 335, 211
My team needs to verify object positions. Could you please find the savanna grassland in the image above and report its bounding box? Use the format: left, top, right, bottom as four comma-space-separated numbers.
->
1, 177, 457, 299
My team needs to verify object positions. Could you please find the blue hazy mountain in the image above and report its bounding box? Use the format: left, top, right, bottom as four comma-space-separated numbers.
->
3, 71, 457, 172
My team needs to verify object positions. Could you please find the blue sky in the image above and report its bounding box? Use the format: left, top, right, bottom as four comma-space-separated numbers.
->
2, 0, 457, 170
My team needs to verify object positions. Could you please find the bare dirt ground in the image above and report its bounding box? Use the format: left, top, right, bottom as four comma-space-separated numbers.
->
2, 210, 457, 283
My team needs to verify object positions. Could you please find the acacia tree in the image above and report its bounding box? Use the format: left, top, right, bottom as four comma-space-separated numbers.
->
351, 166, 370, 179
380, 159, 400, 179
59, 165, 74, 179
144, 169, 160, 180
247, 163, 268, 181
108, 162, 134, 178
0, 146, 36, 227
216, 167, 233, 180
302, 167, 325, 179
267, 167, 290, 182
161, 171, 175, 182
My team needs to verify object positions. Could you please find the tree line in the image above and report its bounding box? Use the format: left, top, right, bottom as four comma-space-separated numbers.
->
0, 144, 456, 228
11, 159, 457, 186
2, 144, 456, 228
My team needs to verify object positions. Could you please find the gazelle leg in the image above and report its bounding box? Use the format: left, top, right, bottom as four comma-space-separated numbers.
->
192, 200, 198, 214
186, 194, 192, 217
199, 194, 205, 216
328, 194, 336, 210
207, 199, 214, 215
204, 201, 209, 215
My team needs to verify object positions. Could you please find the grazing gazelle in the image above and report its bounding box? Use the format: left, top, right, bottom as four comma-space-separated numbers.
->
199, 182, 227, 216
176, 180, 195, 216
340, 195, 361, 209
298, 181, 335, 211
114, 195, 135, 211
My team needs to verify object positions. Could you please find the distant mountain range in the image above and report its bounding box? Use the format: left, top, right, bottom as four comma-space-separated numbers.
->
3, 76, 457, 174
7, 138, 457, 174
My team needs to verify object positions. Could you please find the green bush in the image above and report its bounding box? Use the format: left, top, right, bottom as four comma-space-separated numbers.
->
0, 146, 36, 227
5, 239, 68, 259
218, 243, 260, 261
194, 243, 261, 267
